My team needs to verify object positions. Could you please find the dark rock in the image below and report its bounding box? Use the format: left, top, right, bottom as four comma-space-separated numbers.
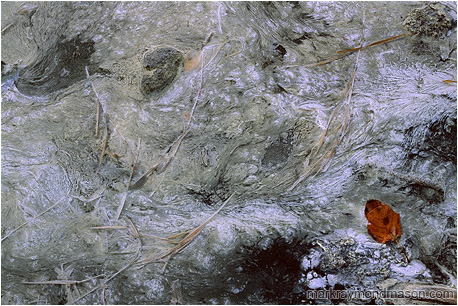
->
404, 3, 456, 37
140, 47, 183, 94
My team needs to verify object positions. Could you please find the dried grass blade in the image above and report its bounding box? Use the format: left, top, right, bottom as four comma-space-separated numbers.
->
166, 229, 192, 240
2, 195, 67, 241
24, 280, 79, 285
116, 138, 141, 219
129, 126, 189, 190
90, 226, 129, 230
126, 217, 141, 239
173, 194, 233, 249
337, 33, 409, 54
305, 53, 350, 67
1, 22, 15, 34
85, 66, 101, 137
339, 51, 360, 142
128, 163, 158, 190
314, 103, 343, 155
24, 274, 104, 286
140, 194, 234, 265
73, 250, 140, 304
140, 233, 178, 244
308, 34, 408, 67
97, 135, 108, 169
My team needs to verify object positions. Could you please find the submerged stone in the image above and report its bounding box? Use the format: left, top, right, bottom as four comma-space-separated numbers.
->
140, 47, 183, 94
404, 3, 456, 37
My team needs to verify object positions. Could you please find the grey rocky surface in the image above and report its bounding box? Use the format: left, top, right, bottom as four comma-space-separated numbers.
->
1, 1, 457, 304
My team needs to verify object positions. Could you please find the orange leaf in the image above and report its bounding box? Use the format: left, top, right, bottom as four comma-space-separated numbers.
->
364, 199, 402, 244
183, 51, 202, 71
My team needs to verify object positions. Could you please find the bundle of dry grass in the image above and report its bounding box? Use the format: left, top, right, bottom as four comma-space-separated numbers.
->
288, 33, 414, 191
288, 50, 361, 191
138, 194, 234, 269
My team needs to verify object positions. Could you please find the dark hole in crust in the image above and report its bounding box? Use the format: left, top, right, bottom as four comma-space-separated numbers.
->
15, 35, 96, 96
